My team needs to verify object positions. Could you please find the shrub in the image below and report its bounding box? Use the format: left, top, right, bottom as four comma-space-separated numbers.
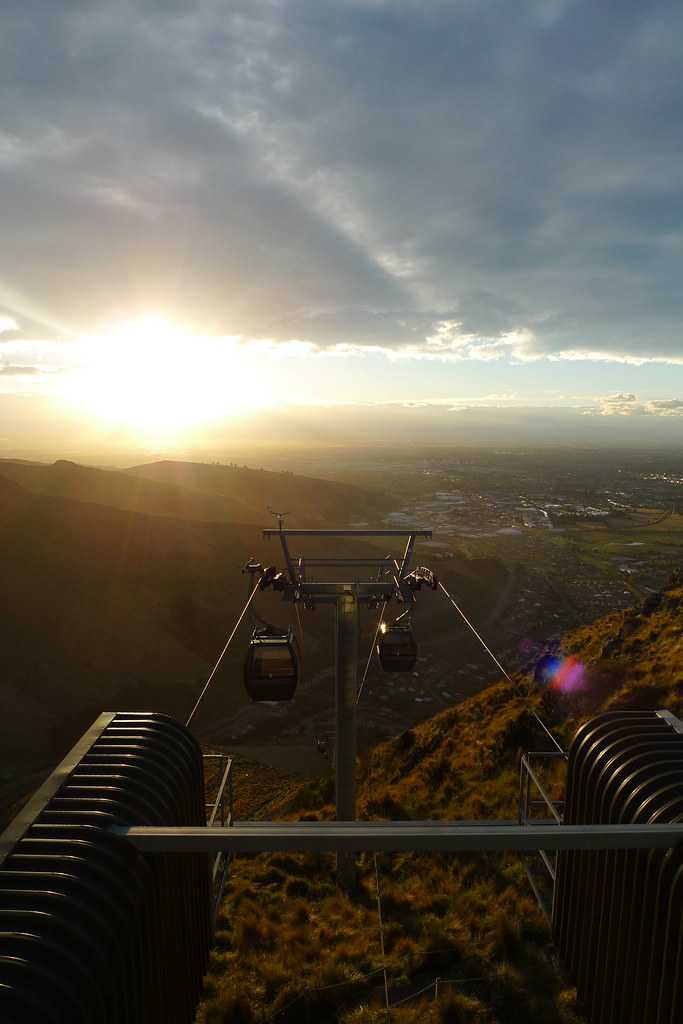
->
493, 916, 522, 961
396, 728, 416, 752
203, 994, 255, 1024
366, 793, 409, 820
253, 866, 287, 886
289, 899, 310, 924
291, 773, 335, 810
425, 755, 452, 787
285, 876, 311, 898
268, 854, 306, 875
440, 997, 470, 1024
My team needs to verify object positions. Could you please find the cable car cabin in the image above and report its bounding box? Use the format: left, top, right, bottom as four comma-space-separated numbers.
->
377, 623, 417, 672
244, 627, 299, 701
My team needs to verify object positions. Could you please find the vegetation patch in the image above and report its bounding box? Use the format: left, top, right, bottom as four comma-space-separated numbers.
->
197, 580, 683, 1022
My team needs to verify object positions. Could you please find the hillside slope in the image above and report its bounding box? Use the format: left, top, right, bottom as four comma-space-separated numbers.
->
0, 475, 307, 810
0, 465, 506, 817
0, 458, 392, 528
0, 458, 251, 523
198, 575, 683, 1023
124, 460, 392, 526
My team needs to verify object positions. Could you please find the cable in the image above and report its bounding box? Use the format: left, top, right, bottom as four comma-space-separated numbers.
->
373, 851, 391, 1021
437, 581, 564, 755
365, 747, 391, 1020
267, 967, 390, 1021
185, 581, 261, 727
294, 600, 305, 655
358, 561, 401, 704
356, 601, 387, 705
438, 582, 513, 683
389, 979, 435, 1009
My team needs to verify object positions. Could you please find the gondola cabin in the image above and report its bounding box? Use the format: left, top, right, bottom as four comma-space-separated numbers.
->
244, 627, 299, 701
377, 622, 417, 672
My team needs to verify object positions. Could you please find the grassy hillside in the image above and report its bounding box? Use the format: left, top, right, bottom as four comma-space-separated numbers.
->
0, 475, 258, 803
125, 460, 392, 526
0, 464, 381, 809
0, 458, 392, 528
198, 575, 683, 1023
0, 461, 509, 818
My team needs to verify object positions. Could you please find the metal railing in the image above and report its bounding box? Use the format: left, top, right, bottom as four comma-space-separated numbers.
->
0, 711, 212, 1024
554, 709, 683, 1024
518, 749, 567, 923
203, 752, 234, 926
7, 710, 683, 1024
111, 820, 683, 853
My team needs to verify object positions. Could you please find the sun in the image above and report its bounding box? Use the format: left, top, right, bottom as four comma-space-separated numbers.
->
60, 317, 270, 439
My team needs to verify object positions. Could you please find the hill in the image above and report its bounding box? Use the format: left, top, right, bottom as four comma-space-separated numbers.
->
0, 476, 263, 808
0, 458, 393, 527
0, 465, 375, 809
0, 456, 513, 803
124, 459, 393, 526
197, 575, 683, 1023
0, 465, 506, 819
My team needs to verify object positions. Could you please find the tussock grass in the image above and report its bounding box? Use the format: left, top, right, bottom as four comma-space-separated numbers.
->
197, 580, 683, 1023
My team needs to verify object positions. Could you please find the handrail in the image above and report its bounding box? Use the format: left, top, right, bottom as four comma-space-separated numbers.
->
202, 753, 234, 924
520, 753, 564, 826
110, 821, 683, 853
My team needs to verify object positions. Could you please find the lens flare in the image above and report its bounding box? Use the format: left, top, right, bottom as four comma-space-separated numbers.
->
552, 655, 585, 696
535, 654, 586, 694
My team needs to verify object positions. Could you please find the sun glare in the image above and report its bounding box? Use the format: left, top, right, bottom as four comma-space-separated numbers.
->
60, 317, 271, 439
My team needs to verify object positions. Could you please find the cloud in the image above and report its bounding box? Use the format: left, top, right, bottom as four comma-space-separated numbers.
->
599, 393, 643, 416
552, 350, 683, 366
647, 398, 683, 414
0, 316, 18, 336
0, 365, 41, 376
598, 392, 683, 416
1, 1, 683, 368
418, 321, 538, 363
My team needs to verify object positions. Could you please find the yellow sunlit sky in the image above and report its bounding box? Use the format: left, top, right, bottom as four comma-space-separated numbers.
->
2, 2, 683, 450
57, 318, 277, 438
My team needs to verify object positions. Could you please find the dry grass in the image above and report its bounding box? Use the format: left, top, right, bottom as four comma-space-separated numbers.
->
197, 581, 683, 1023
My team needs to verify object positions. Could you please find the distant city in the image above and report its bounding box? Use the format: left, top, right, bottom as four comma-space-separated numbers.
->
193, 446, 683, 763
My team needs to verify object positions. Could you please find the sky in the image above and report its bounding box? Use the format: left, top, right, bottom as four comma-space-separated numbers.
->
1, 0, 683, 450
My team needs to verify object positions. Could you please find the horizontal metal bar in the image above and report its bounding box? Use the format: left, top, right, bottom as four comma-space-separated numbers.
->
301, 558, 396, 567
110, 821, 683, 854
299, 582, 396, 594
263, 529, 433, 538
293, 597, 392, 606
288, 582, 398, 604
